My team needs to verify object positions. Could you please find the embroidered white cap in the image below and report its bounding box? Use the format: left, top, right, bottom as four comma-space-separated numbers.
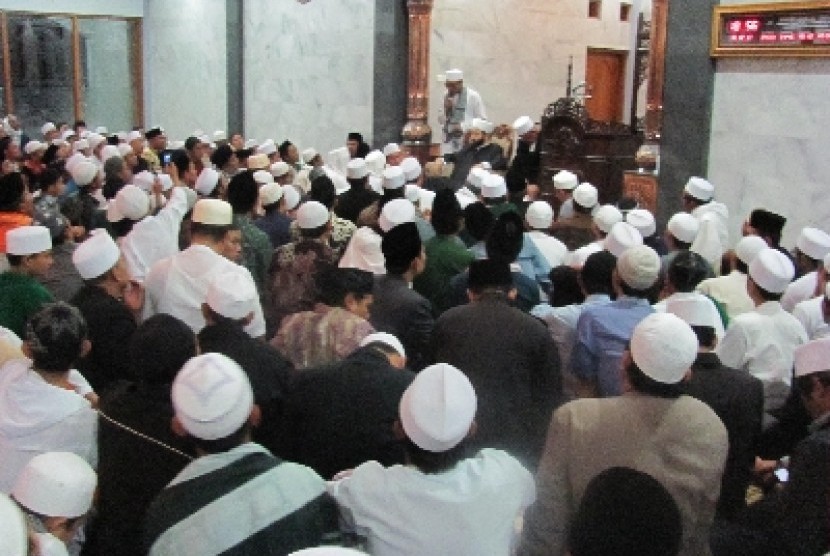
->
667, 212, 700, 244
400, 156, 422, 181
666, 295, 721, 329
481, 174, 507, 198
626, 208, 657, 238
109, 184, 150, 223
749, 247, 795, 294
796, 227, 830, 261
253, 170, 274, 185
206, 270, 258, 320
630, 313, 698, 384
365, 150, 386, 175
445, 68, 464, 81
297, 200, 330, 229
594, 204, 623, 234
256, 140, 277, 156
260, 183, 284, 206
6, 226, 51, 256
572, 182, 598, 209
379, 198, 416, 233
270, 161, 291, 178
382, 143, 401, 157
605, 221, 643, 257
684, 176, 715, 202
24, 140, 46, 155
526, 201, 553, 230
40, 122, 56, 135
794, 337, 830, 378
346, 158, 369, 180
616, 244, 660, 290
553, 170, 578, 190
70, 160, 98, 186
192, 198, 233, 225
382, 166, 406, 190
282, 185, 301, 211
513, 115, 533, 136
12, 452, 96, 518
360, 332, 406, 358
87, 133, 106, 150
73, 230, 121, 279
126, 130, 143, 143
735, 235, 767, 265
195, 168, 221, 196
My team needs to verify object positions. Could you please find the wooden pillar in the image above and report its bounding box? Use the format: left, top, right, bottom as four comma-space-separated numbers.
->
401, 0, 433, 163
645, 0, 668, 141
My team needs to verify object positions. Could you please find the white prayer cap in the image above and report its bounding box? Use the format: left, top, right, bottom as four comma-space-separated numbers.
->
383, 166, 406, 189
455, 187, 478, 209
12, 452, 96, 518
61, 129, 76, 141
631, 313, 698, 384
206, 270, 258, 320
132, 170, 155, 192
158, 174, 173, 192
572, 182, 598, 209
244, 139, 258, 149
213, 130, 227, 141
796, 227, 830, 261
667, 212, 699, 244
117, 143, 133, 157
289, 548, 367, 556
593, 204, 623, 234
526, 201, 553, 230
382, 143, 401, 156
794, 337, 830, 378
400, 156, 422, 181
109, 184, 150, 223
95, 126, 108, 135
195, 167, 220, 196
368, 175, 384, 195
360, 332, 406, 358
51, 138, 67, 147
513, 115, 533, 136
270, 161, 290, 178
684, 176, 714, 202
70, 160, 98, 186
126, 130, 143, 143
445, 68, 464, 82
253, 169, 274, 185
404, 183, 422, 204
260, 183, 284, 206
297, 200, 330, 229
72, 230, 120, 279
0, 493, 27, 556
192, 198, 233, 225
553, 170, 578, 190
116, 131, 127, 142
626, 208, 656, 238
400, 363, 476, 452
173, 353, 254, 440
735, 235, 767, 265
346, 158, 369, 179
6, 226, 51, 256
667, 295, 720, 329
616, 244, 660, 290
73, 139, 90, 152
100, 144, 120, 163
365, 150, 386, 174
283, 185, 301, 211
65, 152, 86, 173
749, 247, 794, 294
480, 120, 495, 135
256, 140, 277, 156
302, 148, 319, 164
40, 122, 56, 135
87, 133, 106, 150
467, 167, 488, 189
481, 174, 507, 198
470, 118, 489, 133
605, 221, 643, 257
379, 199, 416, 233
24, 140, 46, 155
420, 188, 436, 211
247, 153, 269, 170
331, 173, 351, 196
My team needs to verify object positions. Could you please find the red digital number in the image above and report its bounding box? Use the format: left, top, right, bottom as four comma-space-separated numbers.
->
745, 19, 760, 32
728, 19, 743, 33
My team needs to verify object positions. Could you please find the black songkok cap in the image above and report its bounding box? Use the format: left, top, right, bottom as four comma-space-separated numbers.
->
347, 132, 363, 142
144, 127, 165, 140
749, 209, 786, 237
382, 222, 422, 269
468, 259, 512, 291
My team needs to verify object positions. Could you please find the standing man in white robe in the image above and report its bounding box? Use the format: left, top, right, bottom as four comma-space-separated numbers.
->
439, 69, 486, 155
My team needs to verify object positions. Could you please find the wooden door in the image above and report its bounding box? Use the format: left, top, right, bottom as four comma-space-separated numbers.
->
585, 49, 627, 123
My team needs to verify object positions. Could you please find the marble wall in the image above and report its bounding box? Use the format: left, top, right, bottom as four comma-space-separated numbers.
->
242, 0, 375, 156
707, 0, 830, 248
143, 0, 227, 141
429, 0, 638, 135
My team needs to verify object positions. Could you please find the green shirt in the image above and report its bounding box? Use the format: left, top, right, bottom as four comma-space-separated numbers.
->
0, 271, 55, 337
487, 202, 519, 219
234, 214, 274, 295
413, 235, 475, 316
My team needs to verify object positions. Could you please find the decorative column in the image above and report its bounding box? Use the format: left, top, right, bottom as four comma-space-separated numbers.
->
645, 0, 668, 141
401, 0, 433, 163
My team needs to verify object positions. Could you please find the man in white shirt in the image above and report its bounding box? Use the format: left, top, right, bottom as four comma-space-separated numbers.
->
439, 68, 486, 155
525, 201, 567, 268
552, 170, 578, 222
793, 281, 830, 340
143, 199, 265, 338
780, 227, 830, 312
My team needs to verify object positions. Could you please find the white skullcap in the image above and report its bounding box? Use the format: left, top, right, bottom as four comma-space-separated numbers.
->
616, 244, 660, 290
666, 295, 721, 329
297, 200, 330, 229
419, 188, 436, 211
289, 548, 367, 556
126, 130, 143, 143
70, 160, 98, 186
481, 174, 507, 198
260, 183, 284, 206
270, 161, 290, 178
513, 115, 533, 136
594, 204, 623, 234
631, 313, 698, 384
206, 270, 258, 320
173, 353, 254, 440
796, 227, 830, 261
158, 174, 173, 192
605, 221, 643, 257
24, 140, 46, 155
51, 138, 67, 147
62, 129, 77, 141
445, 68, 464, 81
256, 140, 276, 156
470, 118, 488, 133
117, 143, 133, 157
404, 183, 422, 204
383, 166, 406, 189
213, 130, 227, 141
526, 201, 553, 230
132, 170, 155, 192
12, 452, 96, 518
253, 169, 274, 185
283, 185, 301, 211
109, 184, 149, 223
346, 158, 369, 179
192, 198, 232, 225
100, 144, 120, 163
667, 212, 700, 243
379, 199, 416, 233
626, 208, 656, 237
735, 235, 767, 265
247, 153, 269, 170
400, 363, 476, 452
365, 150, 386, 175
87, 133, 106, 150
572, 182, 598, 209
368, 175, 384, 195
382, 143, 401, 156
400, 156, 422, 181
95, 126, 108, 135
467, 167, 488, 189
329, 172, 350, 196
6, 226, 51, 256
0, 493, 27, 556
65, 152, 86, 174
195, 167, 220, 196
684, 176, 715, 202
553, 170, 578, 190
749, 247, 794, 294
41, 122, 56, 135
301, 148, 319, 164
794, 337, 830, 378
73, 139, 90, 151
360, 332, 406, 358
455, 187, 478, 209
480, 120, 495, 134
72, 230, 120, 279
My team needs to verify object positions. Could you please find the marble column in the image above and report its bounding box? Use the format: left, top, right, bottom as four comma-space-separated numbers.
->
401, 0, 433, 162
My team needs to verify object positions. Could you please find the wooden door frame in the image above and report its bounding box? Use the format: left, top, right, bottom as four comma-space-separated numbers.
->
585, 46, 629, 123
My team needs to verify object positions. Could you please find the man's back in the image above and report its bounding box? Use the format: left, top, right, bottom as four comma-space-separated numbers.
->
697, 270, 754, 319
370, 274, 434, 372
550, 212, 594, 251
